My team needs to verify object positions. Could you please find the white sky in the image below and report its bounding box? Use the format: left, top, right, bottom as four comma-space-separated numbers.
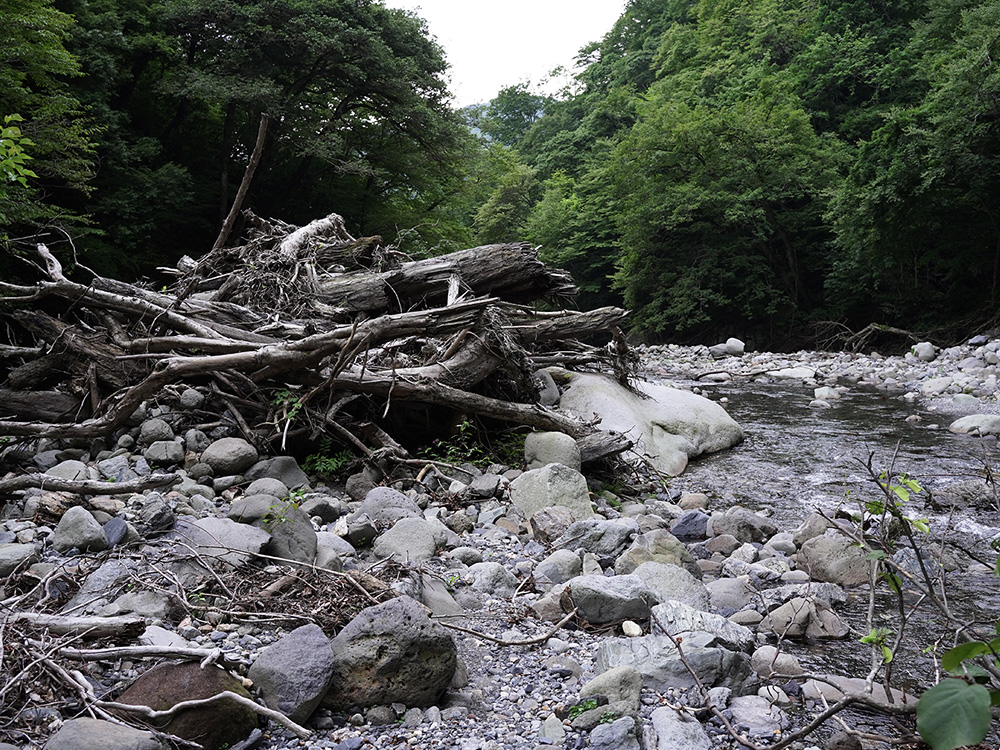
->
385, 0, 628, 107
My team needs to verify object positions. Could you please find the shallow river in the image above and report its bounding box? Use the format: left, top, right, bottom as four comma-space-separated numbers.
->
661, 379, 1000, 741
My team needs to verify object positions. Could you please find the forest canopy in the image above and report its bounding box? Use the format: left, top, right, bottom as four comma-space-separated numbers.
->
4, 0, 1000, 347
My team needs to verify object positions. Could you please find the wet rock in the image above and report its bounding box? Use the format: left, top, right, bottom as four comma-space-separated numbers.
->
248, 623, 335, 723
324, 596, 457, 709
524, 432, 581, 471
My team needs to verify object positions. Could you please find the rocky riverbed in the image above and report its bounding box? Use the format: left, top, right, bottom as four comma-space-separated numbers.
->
3, 338, 1000, 750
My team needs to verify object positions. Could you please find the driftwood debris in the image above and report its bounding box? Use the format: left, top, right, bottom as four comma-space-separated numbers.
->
0, 212, 633, 474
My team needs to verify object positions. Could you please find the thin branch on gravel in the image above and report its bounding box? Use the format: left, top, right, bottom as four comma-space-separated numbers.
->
435, 608, 578, 646
97, 690, 312, 739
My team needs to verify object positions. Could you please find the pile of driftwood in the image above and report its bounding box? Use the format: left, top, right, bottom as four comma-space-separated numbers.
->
0, 212, 633, 475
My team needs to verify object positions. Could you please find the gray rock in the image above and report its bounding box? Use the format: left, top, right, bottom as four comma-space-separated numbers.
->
524, 432, 581, 471
759, 581, 846, 609
950, 414, 1000, 436
139, 625, 189, 648
300, 494, 345, 523
345, 472, 376, 501
245, 455, 310, 489
580, 665, 642, 707
261, 503, 318, 565
615, 529, 701, 578
750, 645, 802, 679
758, 596, 850, 639
248, 623, 335, 723
227, 494, 279, 524
52, 506, 108, 553
316, 531, 356, 559
528, 506, 578, 544
558, 370, 743, 476
588, 716, 640, 750
0, 542, 38, 576
168, 517, 270, 573
372, 517, 450, 564
467, 474, 503, 498
533, 368, 560, 406
708, 508, 777, 544
535, 548, 583, 586
552, 518, 639, 560
324, 596, 457, 709
138, 418, 174, 445
245, 477, 289, 498
467, 561, 518, 598
598, 632, 752, 693
43, 717, 166, 750
725, 337, 745, 356
96, 454, 137, 483
633, 561, 710, 611
564, 574, 657, 625
101, 590, 183, 620
649, 706, 712, 750
540, 713, 566, 742
45, 459, 89, 481
922, 376, 954, 396
670, 509, 709, 542
357, 487, 422, 526
138, 495, 175, 531
729, 694, 790, 738
650, 600, 755, 652
184, 428, 211, 453
913, 342, 938, 361
200, 437, 258, 475
797, 533, 870, 587
178, 388, 205, 410
143, 440, 185, 466
509, 463, 595, 520
61, 559, 140, 614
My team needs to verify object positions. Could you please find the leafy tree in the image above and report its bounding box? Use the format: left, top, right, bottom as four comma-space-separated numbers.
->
0, 0, 94, 236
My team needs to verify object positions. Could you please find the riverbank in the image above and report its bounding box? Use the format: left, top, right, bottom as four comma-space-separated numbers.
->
4, 340, 999, 750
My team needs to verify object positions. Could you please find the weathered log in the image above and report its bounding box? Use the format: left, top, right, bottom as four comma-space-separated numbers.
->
278, 212, 354, 261
313, 243, 577, 313
0, 388, 80, 421
8, 612, 146, 638
577, 431, 633, 464
0, 472, 179, 497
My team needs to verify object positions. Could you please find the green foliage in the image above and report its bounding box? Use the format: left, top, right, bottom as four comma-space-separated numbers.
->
567, 698, 599, 720
302, 443, 354, 479
916, 679, 992, 750
0, 115, 38, 189
417, 419, 525, 471
860, 627, 894, 664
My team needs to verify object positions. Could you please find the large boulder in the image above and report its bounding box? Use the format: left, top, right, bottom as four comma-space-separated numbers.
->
649, 707, 712, 750
248, 623, 335, 723
633, 561, 710, 611
168, 517, 270, 575
524, 431, 581, 471
356, 487, 422, 526
615, 529, 701, 579
552, 519, 639, 562
758, 596, 850, 639
51, 506, 108, 553
650, 600, 755, 652
372, 517, 451, 564
557, 371, 743, 475
0, 542, 38, 576
114, 662, 258, 750
509, 463, 595, 520
323, 596, 457, 709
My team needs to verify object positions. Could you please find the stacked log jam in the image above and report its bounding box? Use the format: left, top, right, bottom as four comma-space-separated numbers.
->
0, 212, 634, 478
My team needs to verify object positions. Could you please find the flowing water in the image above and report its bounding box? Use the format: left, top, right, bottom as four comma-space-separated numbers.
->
658, 378, 1000, 742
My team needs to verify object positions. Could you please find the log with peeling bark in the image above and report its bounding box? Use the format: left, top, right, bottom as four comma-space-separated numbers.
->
0, 214, 636, 476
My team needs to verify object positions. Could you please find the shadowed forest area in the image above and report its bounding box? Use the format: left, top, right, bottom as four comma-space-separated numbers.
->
4, 0, 1000, 349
